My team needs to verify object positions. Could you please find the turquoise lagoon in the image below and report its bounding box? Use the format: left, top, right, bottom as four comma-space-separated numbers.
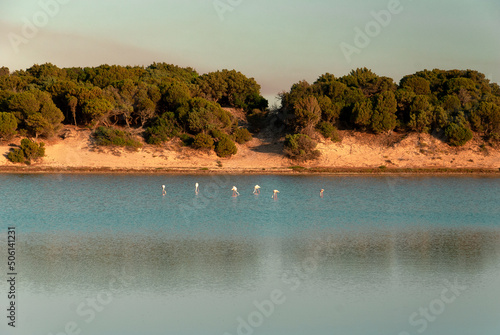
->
0, 174, 499, 335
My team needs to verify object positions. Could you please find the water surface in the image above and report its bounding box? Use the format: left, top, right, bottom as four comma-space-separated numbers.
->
0, 175, 499, 335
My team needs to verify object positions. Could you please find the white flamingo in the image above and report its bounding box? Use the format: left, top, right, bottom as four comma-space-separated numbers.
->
232, 186, 240, 197
253, 185, 261, 194
273, 189, 279, 200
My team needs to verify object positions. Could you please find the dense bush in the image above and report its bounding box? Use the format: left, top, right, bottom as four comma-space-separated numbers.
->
93, 126, 142, 148
7, 147, 25, 163
179, 133, 194, 146
210, 129, 224, 141
7, 138, 45, 164
0, 112, 17, 140
215, 135, 237, 157
186, 98, 235, 134
233, 128, 252, 144
192, 133, 214, 151
144, 113, 180, 144
445, 122, 473, 146
283, 133, 320, 161
317, 121, 340, 141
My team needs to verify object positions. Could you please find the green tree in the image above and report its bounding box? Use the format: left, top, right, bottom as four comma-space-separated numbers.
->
316, 95, 340, 123
441, 95, 462, 113
0, 67, 9, 77
8, 91, 40, 120
471, 101, 500, 140
26, 113, 51, 139
445, 122, 473, 146
196, 69, 265, 110
400, 76, 431, 95
370, 91, 397, 133
292, 96, 321, 134
408, 95, 433, 133
82, 98, 114, 124
0, 112, 17, 139
432, 106, 449, 130
8, 90, 64, 137
67, 95, 78, 126
341, 68, 396, 97
352, 99, 373, 129
186, 98, 235, 134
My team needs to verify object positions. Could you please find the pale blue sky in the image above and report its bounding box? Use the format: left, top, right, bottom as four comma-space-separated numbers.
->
1, 0, 499, 104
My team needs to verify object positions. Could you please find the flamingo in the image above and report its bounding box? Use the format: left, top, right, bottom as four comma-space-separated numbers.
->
273, 189, 279, 200
231, 186, 240, 197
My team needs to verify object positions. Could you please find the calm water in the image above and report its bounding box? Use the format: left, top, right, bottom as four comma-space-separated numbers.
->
0, 174, 499, 335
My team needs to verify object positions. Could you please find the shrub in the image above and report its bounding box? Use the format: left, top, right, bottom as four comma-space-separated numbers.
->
145, 113, 180, 145
210, 129, 224, 141
215, 135, 237, 157
283, 133, 320, 161
21, 138, 45, 160
7, 148, 25, 163
317, 121, 340, 142
192, 133, 214, 151
0, 112, 17, 140
445, 122, 473, 146
93, 126, 142, 148
186, 98, 235, 134
247, 109, 268, 132
233, 128, 252, 144
7, 138, 45, 164
179, 133, 194, 146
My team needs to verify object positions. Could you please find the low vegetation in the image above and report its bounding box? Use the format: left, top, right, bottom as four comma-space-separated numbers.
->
7, 138, 45, 164
93, 126, 142, 148
215, 134, 238, 158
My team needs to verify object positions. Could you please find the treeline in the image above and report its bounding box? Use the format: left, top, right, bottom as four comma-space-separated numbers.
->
1, 64, 499, 162
280, 68, 500, 160
0, 63, 268, 157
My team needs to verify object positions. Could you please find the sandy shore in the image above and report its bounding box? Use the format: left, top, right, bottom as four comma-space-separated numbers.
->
0, 127, 498, 174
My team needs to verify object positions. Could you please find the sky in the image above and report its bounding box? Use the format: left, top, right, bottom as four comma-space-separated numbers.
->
1, 0, 499, 105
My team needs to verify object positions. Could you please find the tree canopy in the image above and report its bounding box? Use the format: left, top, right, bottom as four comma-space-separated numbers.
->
1, 63, 499, 161
279, 68, 500, 159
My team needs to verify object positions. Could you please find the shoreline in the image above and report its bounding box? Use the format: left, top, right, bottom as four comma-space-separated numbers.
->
1, 127, 498, 176
1, 166, 498, 176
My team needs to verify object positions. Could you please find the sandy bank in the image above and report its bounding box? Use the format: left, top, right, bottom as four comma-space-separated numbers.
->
0, 127, 498, 174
